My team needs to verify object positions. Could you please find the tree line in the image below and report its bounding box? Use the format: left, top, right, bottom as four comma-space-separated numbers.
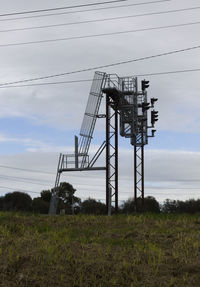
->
0, 182, 200, 214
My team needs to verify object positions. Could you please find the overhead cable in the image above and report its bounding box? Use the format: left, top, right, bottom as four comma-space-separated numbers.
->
1, 6, 200, 34
0, 165, 100, 179
0, 0, 127, 17
2, 68, 200, 88
0, 169, 199, 191
135, 68, 200, 77
0, 174, 53, 184
0, 185, 199, 198
0, 185, 40, 194
1, 21, 200, 48
0, 165, 55, 174
0, 176, 51, 187
0, 44, 200, 86
0, 0, 171, 22
0, 186, 119, 201
0, 79, 93, 88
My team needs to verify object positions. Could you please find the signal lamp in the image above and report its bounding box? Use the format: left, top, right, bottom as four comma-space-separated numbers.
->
151, 129, 156, 137
142, 102, 150, 113
141, 80, 150, 91
150, 98, 158, 106
151, 110, 158, 126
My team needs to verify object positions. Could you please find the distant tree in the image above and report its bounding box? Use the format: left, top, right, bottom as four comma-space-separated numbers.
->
121, 198, 135, 214
162, 199, 179, 213
40, 190, 52, 202
32, 197, 49, 214
81, 198, 106, 215
143, 196, 160, 213
181, 199, 200, 213
56, 182, 81, 214
121, 196, 160, 213
3, 192, 32, 211
162, 198, 200, 214
0, 196, 4, 210
31, 182, 81, 214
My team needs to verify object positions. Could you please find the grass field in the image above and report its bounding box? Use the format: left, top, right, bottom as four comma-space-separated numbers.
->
0, 212, 200, 287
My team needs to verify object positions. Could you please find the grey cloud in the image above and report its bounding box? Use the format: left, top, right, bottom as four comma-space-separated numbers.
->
0, 148, 199, 202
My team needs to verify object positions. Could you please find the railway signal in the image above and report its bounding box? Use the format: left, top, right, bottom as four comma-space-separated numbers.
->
151, 110, 159, 126
141, 80, 150, 91
142, 102, 150, 113
150, 98, 158, 107
50, 73, 159, 215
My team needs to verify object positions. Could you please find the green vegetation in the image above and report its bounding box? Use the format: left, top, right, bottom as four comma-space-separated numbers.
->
0, 213, 200, 287
1, 183, 200, 215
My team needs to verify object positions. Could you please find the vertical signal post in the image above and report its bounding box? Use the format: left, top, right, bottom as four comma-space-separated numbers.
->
134, 80, 158, 211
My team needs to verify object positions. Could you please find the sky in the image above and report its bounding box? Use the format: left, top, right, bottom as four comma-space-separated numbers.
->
0, 0, 200, 204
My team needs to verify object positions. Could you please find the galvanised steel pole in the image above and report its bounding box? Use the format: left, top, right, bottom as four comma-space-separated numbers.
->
115, 103, 119, 213
141, 144, 144, 210
106, 94, 110, 215
134, 145, 137, 212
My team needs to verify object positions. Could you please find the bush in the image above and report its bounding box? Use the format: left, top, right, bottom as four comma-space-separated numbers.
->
3, 192, 32, 211
162, 198, 200, 214
81, 198, 106, 215
40, 190, 52, 202
32, 197, 49, 214
0, 196, 4, 210
121, 196, 160, 213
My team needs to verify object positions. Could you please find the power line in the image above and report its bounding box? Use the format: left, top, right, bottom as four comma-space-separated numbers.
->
1, 6, 199, 34
0, 0, 171, 22
0, 185, 40, 194
0, 175, 51, 187
0, 173, 101, 188
1, 20, 200, 48
0, 164, 199, 191
0, 186, 117, 201
0, 165, 55, 175
0, 169, 199, 191
0, 185, 198, 199
0, 79, 93, 88
0, 44, 200, 87
0, 0, 127, 17
0, 165, 103, 179
146, 194, 200, 199
0, 186, 107, 201
0, 166, 199, 192
134, 67, 200, 77
148, 187, 200, 190
0, 174, 104, 189
1, 68, 200, 88
0, 171, 104, 188
0, 174, 53, 185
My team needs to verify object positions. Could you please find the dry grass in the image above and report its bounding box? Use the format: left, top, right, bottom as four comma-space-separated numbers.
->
0, 212, 200, 287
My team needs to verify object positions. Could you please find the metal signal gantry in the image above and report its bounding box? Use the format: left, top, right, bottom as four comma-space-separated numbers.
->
49, 72, 158, 215
104, 77, 158, 212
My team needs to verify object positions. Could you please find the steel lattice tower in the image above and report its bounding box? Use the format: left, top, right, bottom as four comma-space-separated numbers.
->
49, 72, 158, 215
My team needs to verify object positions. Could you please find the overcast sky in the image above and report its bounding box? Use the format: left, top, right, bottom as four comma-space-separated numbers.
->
0, 0, 200, 204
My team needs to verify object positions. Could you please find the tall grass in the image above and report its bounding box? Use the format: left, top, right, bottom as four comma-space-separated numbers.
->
0, 212, 200, 286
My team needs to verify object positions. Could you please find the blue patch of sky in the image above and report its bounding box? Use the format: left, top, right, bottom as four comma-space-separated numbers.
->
0, 117, 199, 154
0, 117, 77, 145
93, 130, 200, 152
146, 131, 200, 151
0, 142, 26, 154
